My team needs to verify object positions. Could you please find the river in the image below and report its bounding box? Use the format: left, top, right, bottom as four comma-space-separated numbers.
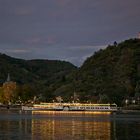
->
0, 110, 140, 140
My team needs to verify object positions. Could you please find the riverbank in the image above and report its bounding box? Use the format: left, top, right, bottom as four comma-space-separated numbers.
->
117, 110, 140, 114
117, 105, 140, 114
0, 105, 21, 110
122, 104, 140, 110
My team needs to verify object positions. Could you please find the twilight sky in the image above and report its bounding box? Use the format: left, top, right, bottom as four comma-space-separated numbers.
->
0, 0, 140, 66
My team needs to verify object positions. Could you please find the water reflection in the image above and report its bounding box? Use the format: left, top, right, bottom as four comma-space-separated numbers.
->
31, 111, 111, 140
0, 111, 140, 140
32, 119, 111, 140
0, 119, 32, 139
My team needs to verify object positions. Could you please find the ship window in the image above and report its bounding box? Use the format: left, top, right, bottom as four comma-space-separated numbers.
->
80, 107, 84, 109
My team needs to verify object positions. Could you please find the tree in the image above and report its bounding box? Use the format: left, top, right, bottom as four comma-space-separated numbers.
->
99, 94, 110, 103
20, 84, 37, 102
135, 81, 140, 98
0, 87, 4, 103
2, 81, 16, 104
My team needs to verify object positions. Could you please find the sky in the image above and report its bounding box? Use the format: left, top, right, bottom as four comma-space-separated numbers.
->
0, 0, 140, 66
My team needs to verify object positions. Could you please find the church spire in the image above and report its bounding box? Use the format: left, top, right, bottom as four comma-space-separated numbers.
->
7, 73, 10, 82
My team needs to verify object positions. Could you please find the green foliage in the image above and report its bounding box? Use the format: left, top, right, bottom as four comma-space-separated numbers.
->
99, 94, 110, 103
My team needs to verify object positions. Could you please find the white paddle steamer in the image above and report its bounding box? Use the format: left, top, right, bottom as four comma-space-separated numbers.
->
22, 103, 117, 112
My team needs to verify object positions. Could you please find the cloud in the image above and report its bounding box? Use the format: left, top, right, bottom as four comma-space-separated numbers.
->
68, 45, 106, 51
0, 45, 31, 54
0, 44, 106, 66
6, 49, 29, 53
14, 8, 33, 16
0, 0, 140, 66
46, 36, 57, 45
24, 35, 57, 46
24, 37, 42, 45
57, 0, 71, 7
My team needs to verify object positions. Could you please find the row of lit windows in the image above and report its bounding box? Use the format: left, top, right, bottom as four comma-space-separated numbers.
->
79, 107, 109, 109
35, 105, 111, 109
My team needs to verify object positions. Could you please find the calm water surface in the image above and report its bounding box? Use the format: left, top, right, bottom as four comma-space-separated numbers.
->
0, 110, 140, 140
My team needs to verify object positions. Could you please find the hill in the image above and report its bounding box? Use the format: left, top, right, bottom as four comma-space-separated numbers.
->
0, 53, 77, 102
74, 39, 140, 105
0, 54, 76, 83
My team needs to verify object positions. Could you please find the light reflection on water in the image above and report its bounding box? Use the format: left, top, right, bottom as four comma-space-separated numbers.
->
32, 118, 110, 140
31, 111, 112, 140
0, 110, 140, 140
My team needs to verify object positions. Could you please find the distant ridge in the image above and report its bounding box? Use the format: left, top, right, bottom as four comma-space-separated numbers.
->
0, 53, 77, 84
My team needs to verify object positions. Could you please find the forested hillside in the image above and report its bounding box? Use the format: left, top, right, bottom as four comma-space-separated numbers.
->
0, 54, 77, 102
74, 39, 140, 105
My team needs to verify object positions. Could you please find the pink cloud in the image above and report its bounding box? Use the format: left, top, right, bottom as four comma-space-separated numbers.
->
24, 35, 57, 46
15, 7, 33, 16
24, 37, 42, 45
57, 0, 71, 7
46, 36, 56, 45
